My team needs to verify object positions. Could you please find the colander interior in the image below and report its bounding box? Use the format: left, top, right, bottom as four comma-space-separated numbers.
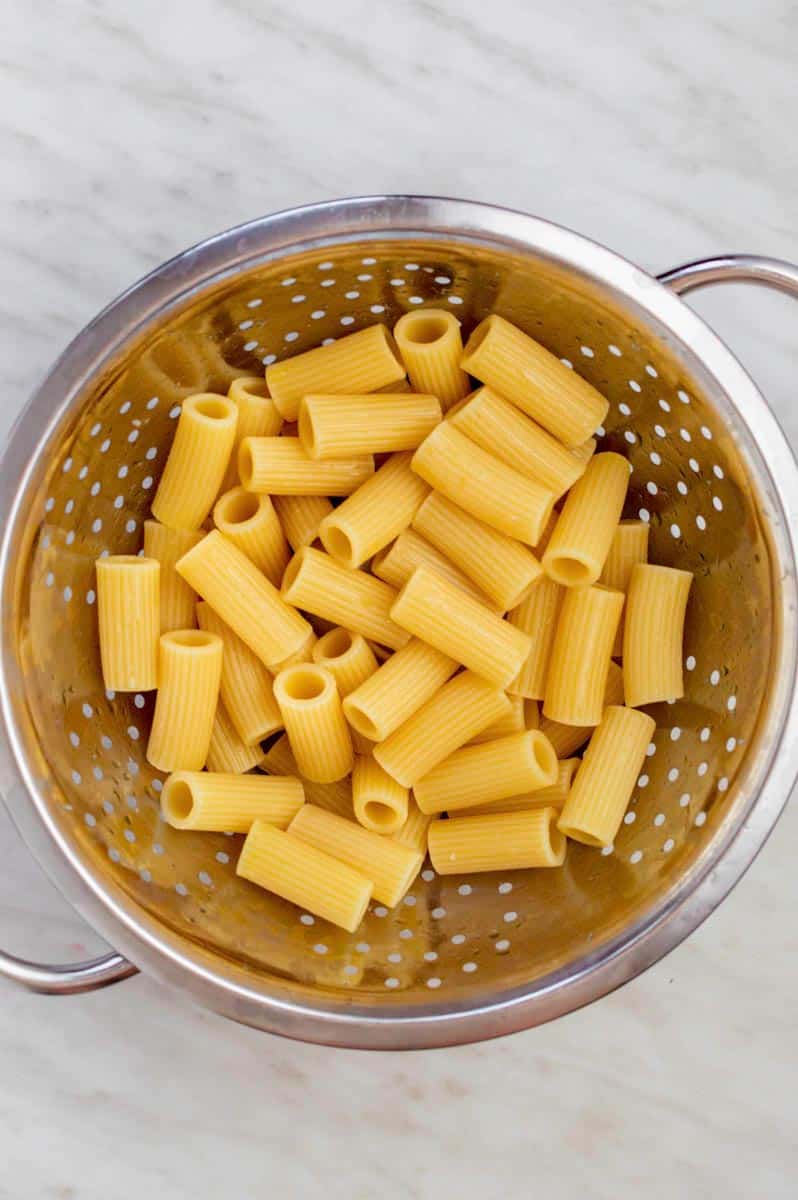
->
14, 236, 774, 1005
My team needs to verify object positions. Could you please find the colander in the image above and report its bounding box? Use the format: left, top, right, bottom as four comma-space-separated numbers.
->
1, 196, 797, 1051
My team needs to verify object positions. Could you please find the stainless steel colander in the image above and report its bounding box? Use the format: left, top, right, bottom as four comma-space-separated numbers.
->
1, 197, 797, 1049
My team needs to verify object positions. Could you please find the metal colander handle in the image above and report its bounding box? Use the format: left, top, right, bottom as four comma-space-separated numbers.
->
1, 251, 796, 999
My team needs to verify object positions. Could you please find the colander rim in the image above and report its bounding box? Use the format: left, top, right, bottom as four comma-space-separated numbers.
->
1, 194, 797, 1048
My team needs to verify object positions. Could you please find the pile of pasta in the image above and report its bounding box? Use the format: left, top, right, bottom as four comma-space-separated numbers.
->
95, 310, 692, 932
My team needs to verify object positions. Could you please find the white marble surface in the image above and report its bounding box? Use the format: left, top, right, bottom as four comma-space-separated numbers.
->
1, 1, 797, 1196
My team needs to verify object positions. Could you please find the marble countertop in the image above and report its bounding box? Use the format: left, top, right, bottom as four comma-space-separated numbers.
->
1, 2, 796, 1196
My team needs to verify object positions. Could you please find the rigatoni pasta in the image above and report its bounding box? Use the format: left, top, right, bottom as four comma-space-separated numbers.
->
599, 519, 650, 656
506, 576, 564, 700
273, 494, 333, 550
542, 453, 630, 587
343, 637, 458, 742
219, 376, 283, 493
429, 808, 566, 874
393, 797, 436, 855
151, 393, 238, 530
311, 628, 378, 697
468, 694, 525, 744
162, 771, 304, 832
146, 630, 222, 772
299, 393, 441, 458
371, 529, 498, 609
390, 567, 531, 689
261, 735, 354, 820
467, 758, 579, 815
352, 756, 409, 834
205, 700, 265, 774
623, 564, 693, 706
212, 487, 289, 585
196, 602, 282, 745
543, 585, 624, 727
393, 308, 470, 409
539, 659, 625, 757
239, 437, 374, 496
412, 491, 542, 611
143, 522, 203, 633
96, 555, 160, 691
273, 663, 353, 784
318, 451, 429, 569
415, 730, 558, 815
461, 314, 608, 446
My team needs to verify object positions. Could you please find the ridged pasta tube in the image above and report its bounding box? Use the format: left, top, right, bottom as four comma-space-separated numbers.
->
318, 452, 429, 569
272, 664, 353, 783
239, 437, 374, 496
623, 564, 692, 706
393, 308, 470, 410
151, 393, 237, 530
196, 602, 282, 745
543, 585, 624, 727
96, 556, 160, 691
429, 807, 566, 873
281, 547, 409, 650
299, 394, 441, 458
352, 756, 409, 834
213, 487, 289, 585
415, 730, 558, 815
542, 453, 630, 588
343, 638, 458, 743
161, 771, 304, 832
146, 630, 222, 772
143, 522, 203, 633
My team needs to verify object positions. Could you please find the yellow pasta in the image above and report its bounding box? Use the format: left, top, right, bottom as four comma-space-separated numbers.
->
146, 630, 222, 772
219, 376, 283, 493
449, 387, 590, 497
570, 438, 597, 464
393, 308, 470, 410
468, 694, 526, 744
151, 393, 238, 530
95, 555, 160, 691
311, 627, 378, 696
543, 585, 624, 726
542, 452, 629, 587
237, 820, 372, 932
373, 670, 511, 788
429, 807, 566, 874
506, 576, 564, 700
261, 735, 354, 820
558, 706, 656, 847
415, 730, 558, 815
390, 567, 531, 689
393, 797, 436, 855
176, 530, 312, 668
343, 638, 458, 743
205, 700, 264, 774
318, 451, 429, 569
599, 519, 650, 656
289, 805, 422, 907
143, 522, 204, 634
411, 421, 555, 545
212, 487, 289, 585
268, 629, 318, 674
371, 529, 498, 610
238, 437, 374, 496
467, 758, 579, 815
299, 394, 441, 459
281, 546, 409, 651
266, 324, 406, 421
352, 755, 409, 834
196, 602, 282, 745
161, 771, 304, 832
273, 494, 334, 550
539, 659, 625, 757
623, 564, 693, 706
273, 664, 353, 783
412, 491, 542, 611
461, 315, 608, 447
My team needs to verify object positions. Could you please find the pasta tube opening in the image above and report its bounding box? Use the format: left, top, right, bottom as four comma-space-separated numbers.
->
398, 312, 452, 344
162, 778, 194, 823
275, 665, 330, 703
213, 487, 261, 526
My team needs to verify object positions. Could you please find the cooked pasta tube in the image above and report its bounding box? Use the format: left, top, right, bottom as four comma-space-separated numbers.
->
623, 564, 692, 706
415, 730, 558, 815
266, 324, 406, 420
390, 567, 531, 689
312, 628, 378, 696
599, 519, 650, 655
393, 308, 470, 410
238, 437, 374, 496
352, 756, 409, 834
273, 664, 353, 784
318, 451, 429, 569
299, 394, 441, 458
237, 820, 373, 932
373, 670, 511, 788
467, 758, 579, 815
411, 421, 554, 545
558, 706, 656, 847
539, 659, 624, 756
289, 805, 422, 907
543, 585, 624, 726
468, 694, 526, 744
343, 638, 458, 743
571, 438, 597, 464
143, 522, 203, 634
449, 387, 590, 497
161, 771, 304, 832
96, 555, 160, 691
147, 630, 222, 772
393, 797, 437, 855
542, 453, 629, 587
461, 315, 608, 447
371, 529, 498, 610
429, 807, 566, 874
151, 393, 237, 530
268, 629, 317, 674
281, 547, 409, 650
506, 577, 564, 700
219, 376, 283, 492
206, 701, 264, 774
176, 530, 313, 668
196, 602, 282, 744
412, 491, 542, 610
261, 735, 354, 820
273, 494, 333, 550
212, 487, 289, 585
